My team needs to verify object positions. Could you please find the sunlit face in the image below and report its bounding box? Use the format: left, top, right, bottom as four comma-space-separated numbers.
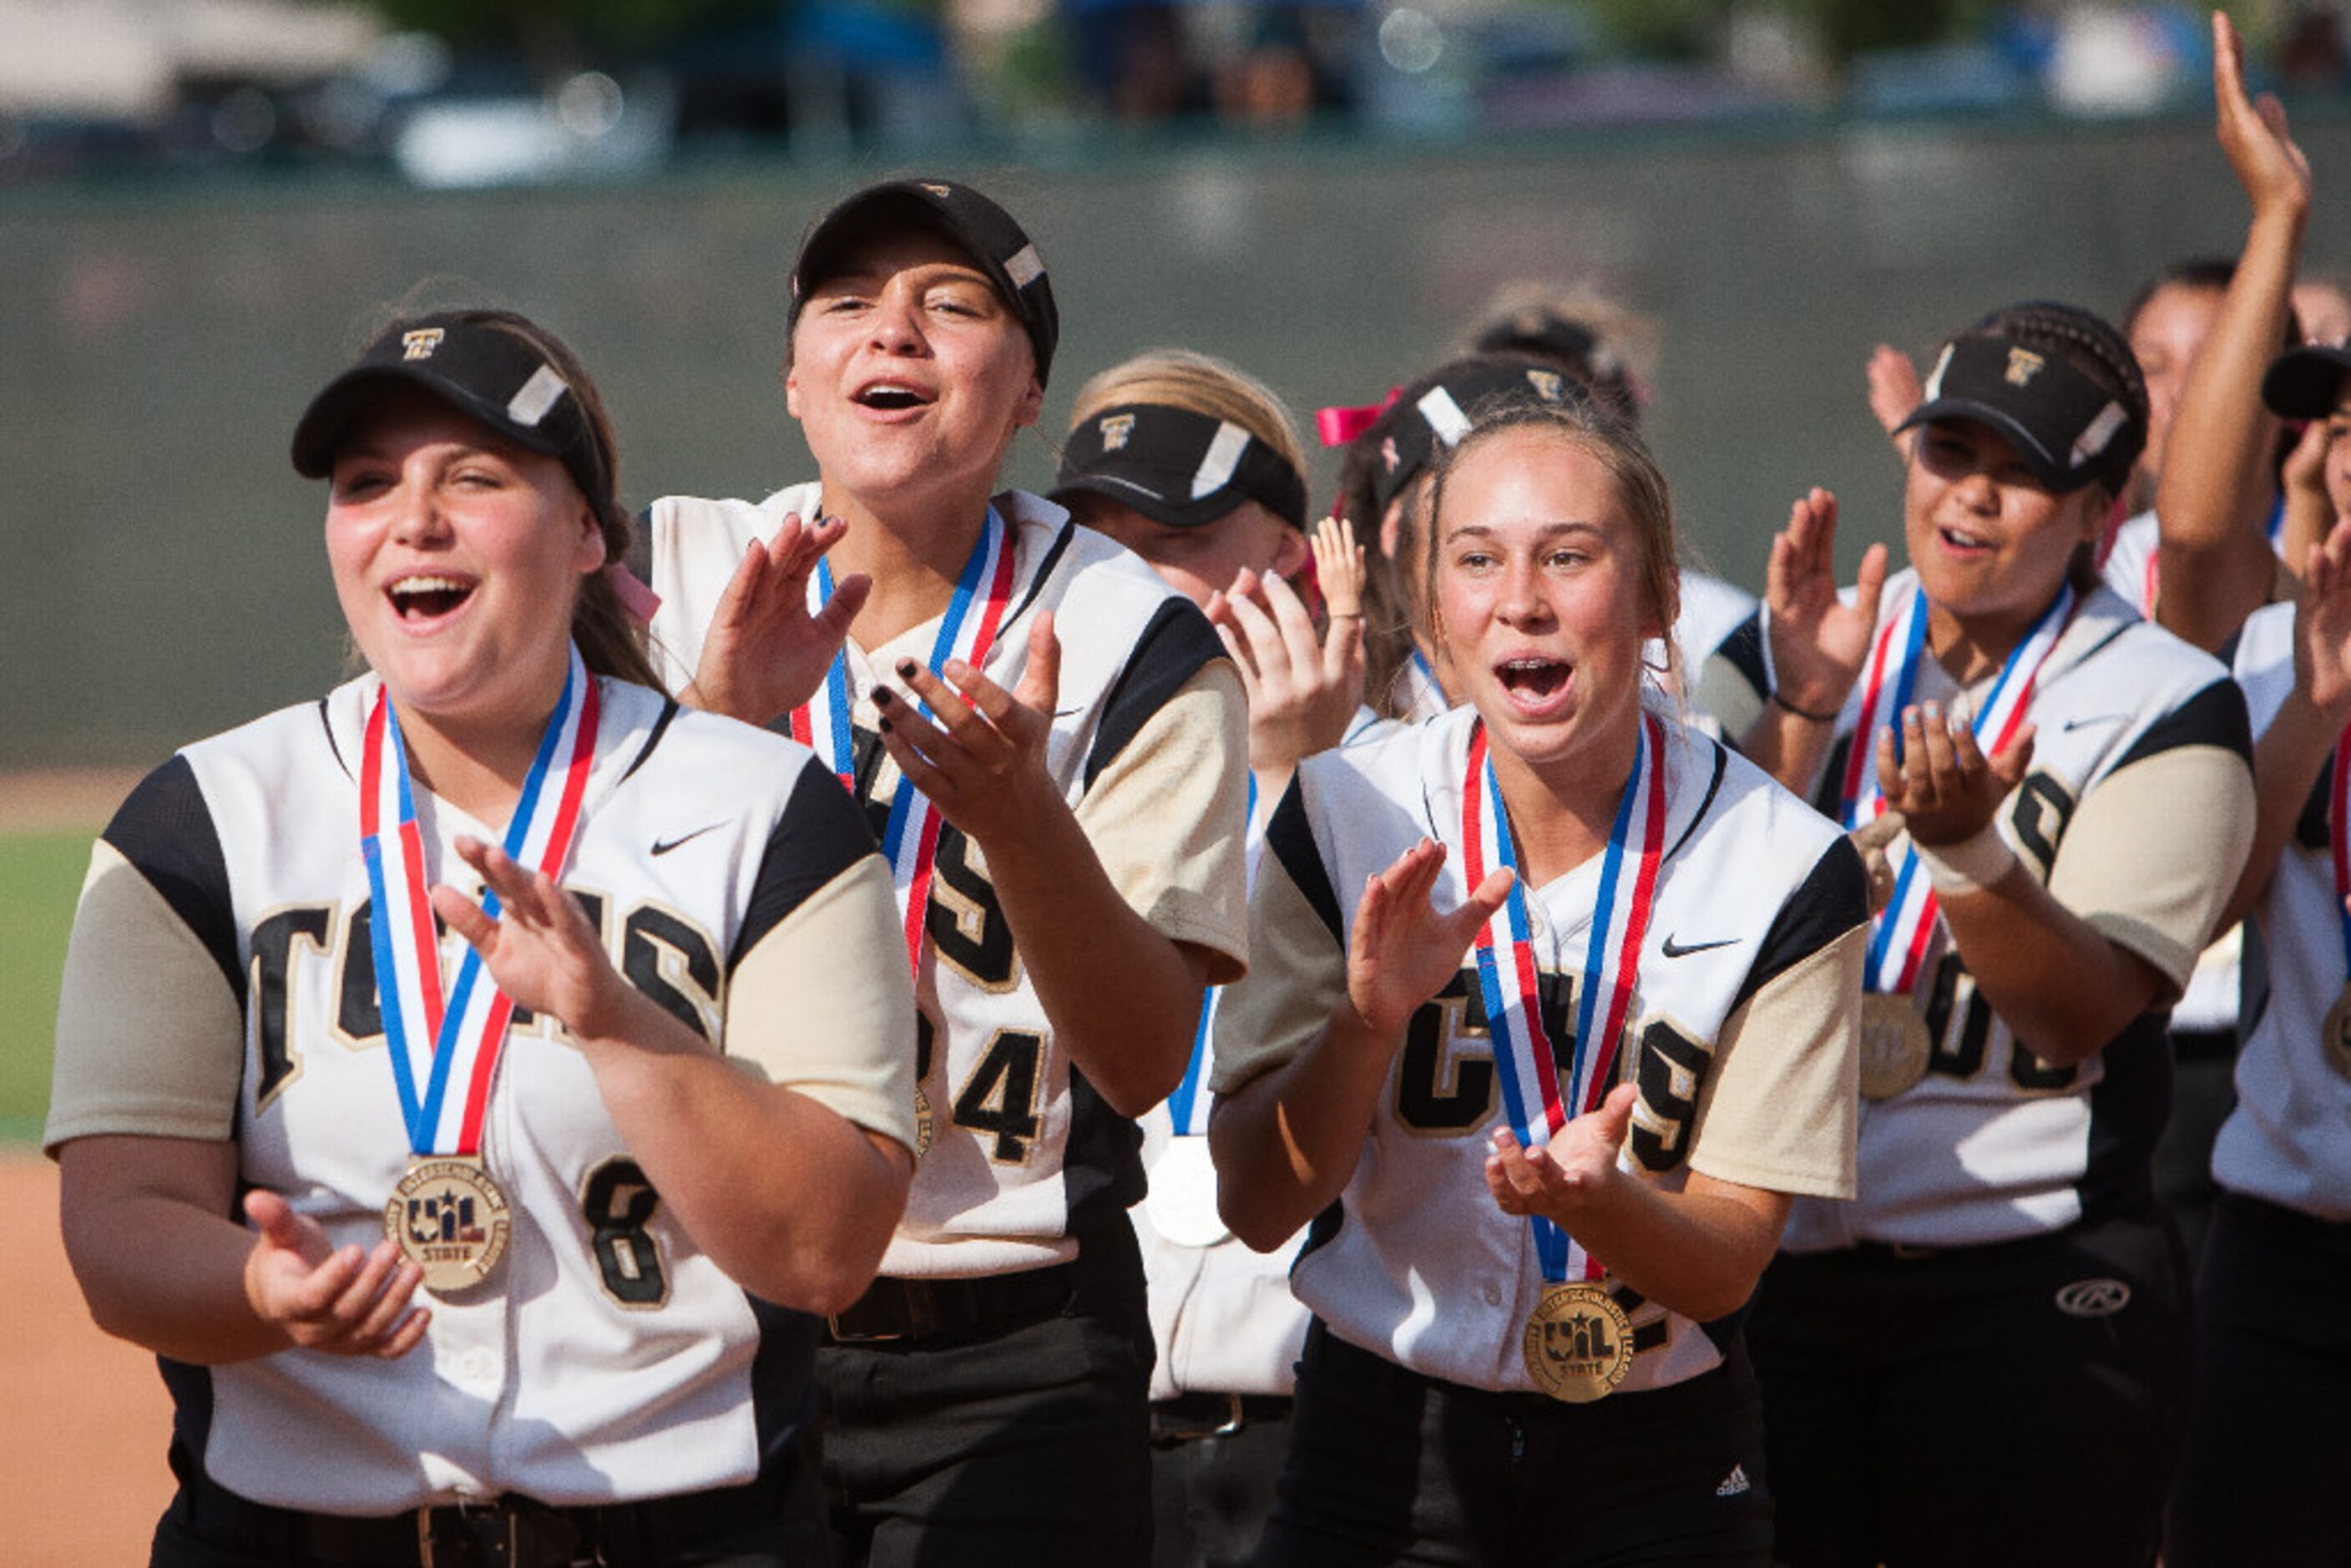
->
1429, 429, 1662, 777
2128, 281, 2224, 493
1904, 418, 2103, 640
786, 229, 1043, 514
1066, 492, 1304, 609
326, 390, 601, 734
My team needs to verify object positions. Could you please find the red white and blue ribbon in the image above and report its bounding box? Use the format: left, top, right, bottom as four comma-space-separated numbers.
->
791, 508, 1019, 972
1843, 583, 2074, 999
359, 647, 599, 1157
787, 555, 858, 794
1464, 711, 1666, 1284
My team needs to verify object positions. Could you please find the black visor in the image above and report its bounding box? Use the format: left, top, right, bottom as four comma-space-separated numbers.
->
291, 315, 606, 504
1895, 334, 2139, 494
1054, 402, 1307, 530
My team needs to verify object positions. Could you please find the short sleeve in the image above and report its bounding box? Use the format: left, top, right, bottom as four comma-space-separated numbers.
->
1209, 781, 1349, 1097
1073, 660, 1252, 984
721, 761, 920, 1151
46, 759, 245, 1153
2046, 678, 2254, 996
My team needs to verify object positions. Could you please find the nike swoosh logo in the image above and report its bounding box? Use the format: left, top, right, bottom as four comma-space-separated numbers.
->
2060, 713, 2129, 732
1660, 934, 1738, 959
651, 822, 727, 856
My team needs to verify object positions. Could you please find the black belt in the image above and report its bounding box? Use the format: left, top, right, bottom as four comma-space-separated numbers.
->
825, 1262, 1076, 1344
179, 1471, 784, 1566
1150, 1391, 1292, 1444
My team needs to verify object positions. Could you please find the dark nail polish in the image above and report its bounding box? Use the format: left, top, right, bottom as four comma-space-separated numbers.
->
878, 717, 893, 733
872, 686, 893, 706
896, 658, 918, 678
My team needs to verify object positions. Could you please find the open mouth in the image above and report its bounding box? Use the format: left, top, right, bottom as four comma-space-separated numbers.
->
854, 382, 931, 411
1496, 657, 1570, 700
1938, 526, 1990, 553
387, 574, 474, 620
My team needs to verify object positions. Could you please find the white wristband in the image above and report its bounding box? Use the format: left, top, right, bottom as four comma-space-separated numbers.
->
1914, 825, 2018, 898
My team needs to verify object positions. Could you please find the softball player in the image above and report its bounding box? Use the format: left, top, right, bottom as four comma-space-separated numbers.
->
48, 309, 919, 1564
636, 180, 1251, 1565
1716, 300, 2255, 1566
1051, 348, 1360, 1566
2161, 321, 2351, 1558
1211, 392, 1868, 1565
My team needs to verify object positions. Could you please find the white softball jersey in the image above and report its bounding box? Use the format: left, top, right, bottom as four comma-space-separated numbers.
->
2213, 603, 2351, 1218
1709, 571, 2254, 1251
645, 486, 1252, 1279
47, 676, 918, 1513
1211, 705, 1868, 1396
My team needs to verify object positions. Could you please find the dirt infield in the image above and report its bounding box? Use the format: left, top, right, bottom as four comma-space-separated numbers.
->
0, 769, 146, 837
3, 1152, 175, 1561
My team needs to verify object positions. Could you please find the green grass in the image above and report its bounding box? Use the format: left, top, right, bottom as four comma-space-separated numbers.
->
2, 833, 94, 1141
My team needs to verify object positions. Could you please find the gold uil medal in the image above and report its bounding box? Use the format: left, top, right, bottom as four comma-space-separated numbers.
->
386, 1156, 512, 1295
1522, 1282, 1635, 1404
1858, 992, 1933, 1101
2325, 989, 2351, 1081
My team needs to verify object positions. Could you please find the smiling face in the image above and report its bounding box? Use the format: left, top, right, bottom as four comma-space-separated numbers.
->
326, 389, 603, 736
1428, 427, 1664, 783
786, 227, 1043, 519
1904, 417, 2104, 658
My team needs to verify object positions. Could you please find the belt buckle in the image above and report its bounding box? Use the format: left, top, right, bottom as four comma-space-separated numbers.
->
1157, 1393, 1247, 1443
1888, 1241, 1939, 1260
826, 1313, 904, 1344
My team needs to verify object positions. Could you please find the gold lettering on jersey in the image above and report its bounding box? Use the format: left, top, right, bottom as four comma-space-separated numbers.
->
2005, 347, 2044, 387
1098, 412, 1137, 452
248, 901, 338, 1115
402, 328, 445, 360
387, 1156, 511, 1294
1523, 1282, 1633, 1402
1396, 991, 1499, 1138
1625, 1013, 1712, 1171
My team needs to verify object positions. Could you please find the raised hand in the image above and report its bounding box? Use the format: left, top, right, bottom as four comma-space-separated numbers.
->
1868, 345, 1924, 447
685, 513, 868, 724
871, 612, 1066, 849
2213, 10, 2310, 223
241, 1189, 429, 1358
1312, 514, 1367, 620
1207, 562, 1366, 776
1875, 701, 2032, 850
1484, 1082, 1638, 1222
1764, 488, 1887, 721
432, 835, 630, 1041
2297, 517, 2351, 717
1343, 838, 1514, 1042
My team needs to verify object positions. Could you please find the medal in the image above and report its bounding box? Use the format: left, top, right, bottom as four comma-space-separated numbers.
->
1858, 992, 1933, 1100
1522, 1282, 1635, 1404
360, 649, 598, 1295
2325, 988, 2351, 1081
789, 508, 1019, 974
1464, 715, 1666, 1390
1843, 583, 2074, 1076
386, 1156, 512, 1294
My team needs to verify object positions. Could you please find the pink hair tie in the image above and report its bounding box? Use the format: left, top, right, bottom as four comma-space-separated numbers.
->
1315, 387, 1403, 448
604, 563, 662, 626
